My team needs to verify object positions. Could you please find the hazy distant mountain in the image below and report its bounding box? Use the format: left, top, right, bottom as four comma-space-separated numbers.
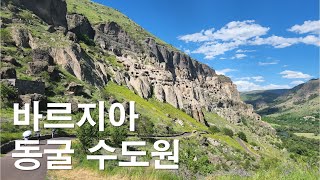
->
241, 79, 320, 116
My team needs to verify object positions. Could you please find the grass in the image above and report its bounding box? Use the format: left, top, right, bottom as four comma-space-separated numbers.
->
213, 161, 319, 180
205, 133, 244, 151
0, 132, 22, 144
293, 133, 320, 140
48, 139, 181, 180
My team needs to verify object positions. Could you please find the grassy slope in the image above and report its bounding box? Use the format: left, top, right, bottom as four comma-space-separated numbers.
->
66, 0, 175, 50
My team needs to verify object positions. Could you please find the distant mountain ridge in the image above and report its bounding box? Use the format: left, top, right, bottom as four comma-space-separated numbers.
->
241, 79, 320, 116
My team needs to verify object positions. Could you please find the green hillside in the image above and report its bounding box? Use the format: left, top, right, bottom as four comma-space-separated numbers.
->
0, 0, 319, 179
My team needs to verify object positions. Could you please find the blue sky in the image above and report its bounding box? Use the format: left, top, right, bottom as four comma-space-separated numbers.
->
94, 0, 319, 91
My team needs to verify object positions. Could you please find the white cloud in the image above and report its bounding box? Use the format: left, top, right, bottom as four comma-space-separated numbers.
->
234, 80, 290, 92
219, 57, 227, 60
250, 35, 320, 48
177, 28, 215, 43
184, 49, 191, 54
288, 20, 320, 34
193, 41, 242, 59
178, 20, 269, 43
236, 49, 255, 53
236, 76, 264, 82
231, 53, 247, 59
252, 76, 265, 82
280, 70, 312, 79
178, 20, 320, 59
258, 60, 279, 66
210, 20, 270, 41
290, 80, 305, 85
215, 68, 237, 75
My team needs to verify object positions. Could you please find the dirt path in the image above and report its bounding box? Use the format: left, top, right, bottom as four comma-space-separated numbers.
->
235, 137, 260, 158
0, 137, 73, 180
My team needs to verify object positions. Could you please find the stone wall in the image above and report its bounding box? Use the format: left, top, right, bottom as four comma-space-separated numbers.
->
5, 79, 45, 95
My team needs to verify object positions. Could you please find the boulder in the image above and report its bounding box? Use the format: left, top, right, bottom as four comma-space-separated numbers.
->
32, 49, 54, 65
207, 138, 221, 147
0, 67, 16, 79
1, 56, 21, 66
122, 101, 129, 114
28, 61, 48, 74
67, 82, 84, 96
19, 93, 47, 111
47, 66, 60, 81
66, 31, 77, 42
69, 98, 79, 113
11, 27, 30, 48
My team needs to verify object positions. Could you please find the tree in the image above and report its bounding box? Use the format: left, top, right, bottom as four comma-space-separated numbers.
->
209, 126, 220, 134
237, 131, 248, 142
77, 122, 99, 153
76, 110, 102, 153
109, 125, 127, 146
0, 82, 18, 108
135, 116, 154, 136
222, 128, 234, 137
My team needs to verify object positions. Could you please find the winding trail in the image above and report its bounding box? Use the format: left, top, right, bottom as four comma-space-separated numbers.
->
0, 137, 73, 180
235, 137, 260, 158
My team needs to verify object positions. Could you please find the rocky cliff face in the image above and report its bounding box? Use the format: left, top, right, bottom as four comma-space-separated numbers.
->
10, 0, 68, 27
93, 22, 260, 125
2, 0, 271, 132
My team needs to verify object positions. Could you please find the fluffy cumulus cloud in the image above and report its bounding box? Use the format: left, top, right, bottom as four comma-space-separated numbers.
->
215, 68, 237, 75
288, 20, 320, 34
178, 20, 320, 59
280, 70, 312, 79
234, 80, 290, 92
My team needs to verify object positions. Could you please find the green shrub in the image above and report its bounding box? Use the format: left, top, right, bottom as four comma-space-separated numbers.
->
79, 34, 95, 46
109, 125, 127, 146
135, 116, 154, 136
0, 81, 18, 108
222, 128, 234, 137
76, 122, 99, 153
0, 28, 13, 44
241, 118, 248, 126
237, 131, 248, 142
209, 126, 220, 134
250, 141, 258, 147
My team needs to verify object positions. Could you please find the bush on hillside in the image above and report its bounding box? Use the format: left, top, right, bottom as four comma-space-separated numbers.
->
222, 128, 234, 137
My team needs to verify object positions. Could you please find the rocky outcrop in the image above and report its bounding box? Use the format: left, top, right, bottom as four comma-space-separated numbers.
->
66, 13, 95, 40
4, 79, 45, 95
0, 67, 16, 79
11, 27, 30, 48
19, 93, 47, 110
11, 0, 68, 27
49, 43, 109, 87
1, 56, 21, 66
94, 22, 142, 56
